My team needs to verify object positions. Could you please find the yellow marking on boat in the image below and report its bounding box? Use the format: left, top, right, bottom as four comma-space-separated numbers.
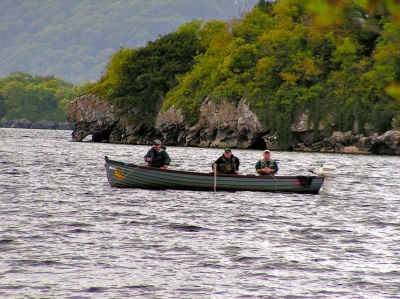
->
114, 168, 125, 180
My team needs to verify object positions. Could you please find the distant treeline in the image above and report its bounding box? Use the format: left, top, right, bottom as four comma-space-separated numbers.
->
0, 72, 93, 123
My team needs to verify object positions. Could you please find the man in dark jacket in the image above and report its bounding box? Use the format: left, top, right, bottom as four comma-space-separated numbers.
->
212, 148, 240, 174
144, 139, 171, 169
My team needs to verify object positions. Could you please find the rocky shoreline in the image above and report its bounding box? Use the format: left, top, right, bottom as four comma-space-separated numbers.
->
0, 119, 73, 130
63, 94, 399, 155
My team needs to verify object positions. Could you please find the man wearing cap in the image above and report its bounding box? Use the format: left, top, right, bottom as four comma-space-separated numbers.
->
255, 150, 278, 175
212, 148, 240, 174
144, 139, 171, 169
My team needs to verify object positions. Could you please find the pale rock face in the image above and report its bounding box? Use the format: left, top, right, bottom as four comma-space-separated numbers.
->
290, 113, 310, 133
66, 94, 400, 155
290, 112, 333, 146
371, 130, 400, 154
155, 107, 185, 128
66, 94, 113, 123
66, 94, 117, 141
155, 98, 265, 148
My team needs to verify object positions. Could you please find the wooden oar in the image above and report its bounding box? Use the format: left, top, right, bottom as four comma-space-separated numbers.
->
213, 164, 217, 192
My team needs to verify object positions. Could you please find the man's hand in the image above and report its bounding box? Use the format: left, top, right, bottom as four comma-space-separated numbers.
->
260, 167, 273, 174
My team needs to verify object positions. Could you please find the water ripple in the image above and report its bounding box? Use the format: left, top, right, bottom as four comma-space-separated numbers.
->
0, 128, 399, 298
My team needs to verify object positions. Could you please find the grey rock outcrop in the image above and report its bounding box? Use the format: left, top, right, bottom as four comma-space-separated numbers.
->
0, 118, 72, 130
289, 113, 373, 154
156, 98, 268, 148
370, 130, 400, 154
290, 112, 329, 147
66, 94, 400, 155
66, 94, 118, 142
66, 94, 159, 143
1, 118, 32, 128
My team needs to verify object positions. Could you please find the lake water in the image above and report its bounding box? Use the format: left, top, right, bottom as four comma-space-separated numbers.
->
1, 128, 399, 299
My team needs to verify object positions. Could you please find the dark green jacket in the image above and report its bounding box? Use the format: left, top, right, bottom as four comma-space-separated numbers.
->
144, 147, 171, 168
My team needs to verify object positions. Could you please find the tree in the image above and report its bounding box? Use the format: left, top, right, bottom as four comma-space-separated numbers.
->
0, 72, 80, 122
89, 20, 205, 125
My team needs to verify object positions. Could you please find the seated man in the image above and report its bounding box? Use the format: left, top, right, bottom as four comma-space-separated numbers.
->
144, 139, 171, 169
255, 150, 278, 175
212, 148, 240, 174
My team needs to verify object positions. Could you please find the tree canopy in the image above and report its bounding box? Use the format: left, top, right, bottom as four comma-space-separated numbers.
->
88, 20, 206, 125
161, 0, 400, 146
0, 72, 92, 122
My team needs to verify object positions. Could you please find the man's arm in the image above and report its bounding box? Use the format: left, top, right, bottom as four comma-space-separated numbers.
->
236, 157, 240, 171
212, 157, 221, 170
273, 161, 279, 173
163, 152, 171, 168
144, 149, 153, 162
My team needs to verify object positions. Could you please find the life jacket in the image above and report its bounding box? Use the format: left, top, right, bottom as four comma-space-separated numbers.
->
218, 156, 237, 174
259, 158, 276, 169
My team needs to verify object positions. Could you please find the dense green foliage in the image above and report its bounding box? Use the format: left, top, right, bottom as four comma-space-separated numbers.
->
3, 0, 400, 148
88, 21, 206, 125
161, 0, 400, 146
0, 72, 93, 122
0, 0, 257, 84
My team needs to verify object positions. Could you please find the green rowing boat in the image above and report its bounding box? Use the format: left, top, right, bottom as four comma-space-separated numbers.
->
105, 156, 337, 194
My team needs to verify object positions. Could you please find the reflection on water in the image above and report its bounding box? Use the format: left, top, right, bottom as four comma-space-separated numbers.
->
0, 128, 399, 298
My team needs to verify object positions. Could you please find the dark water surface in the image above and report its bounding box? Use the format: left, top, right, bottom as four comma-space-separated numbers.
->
1, 128, 399, 299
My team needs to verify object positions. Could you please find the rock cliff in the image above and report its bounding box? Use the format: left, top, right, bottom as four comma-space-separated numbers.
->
66, 94, 119, 142
156, 98, 268, 148
66, 94, 400, 155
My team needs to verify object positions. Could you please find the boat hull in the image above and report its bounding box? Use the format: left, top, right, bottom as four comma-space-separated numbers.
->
104, 156, 325, 194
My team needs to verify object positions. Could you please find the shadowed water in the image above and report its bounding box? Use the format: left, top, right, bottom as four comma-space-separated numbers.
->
0, 128, 399, 298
